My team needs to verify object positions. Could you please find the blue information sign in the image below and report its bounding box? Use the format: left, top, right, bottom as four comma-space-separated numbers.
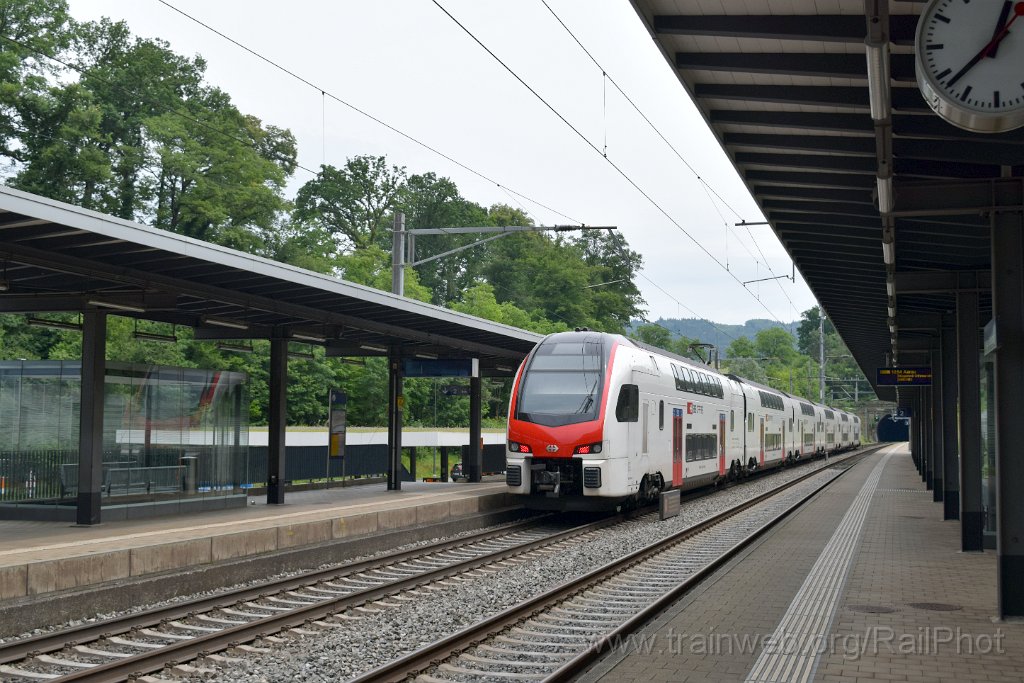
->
402, 358, 479, 378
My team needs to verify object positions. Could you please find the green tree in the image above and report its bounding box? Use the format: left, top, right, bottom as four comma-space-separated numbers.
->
398, 173, 494, 306
147, 90, 296, 247
753, 327, 798, 364
71, 21, 206, 219
293, 156, 406, 252
451, 283, 565, 334
721, 357, 768, 385
725, 336, 757, 358
334, 245, 431, 302
631, 323, 673, 349
8, 81, 111, 206
573, 230, 645, 333
796, 306, 835, 357
0, 0, 73, 162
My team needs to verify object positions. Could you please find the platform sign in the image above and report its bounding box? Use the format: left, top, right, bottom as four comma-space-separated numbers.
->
328, 389, 347, 458
876, 367, 932, 386
402, 358, 479, 378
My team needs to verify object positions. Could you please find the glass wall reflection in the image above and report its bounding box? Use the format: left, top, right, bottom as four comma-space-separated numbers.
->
0, 361, 248, 516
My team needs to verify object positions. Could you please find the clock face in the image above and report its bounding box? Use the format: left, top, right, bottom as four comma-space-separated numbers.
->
914, 0, 1024, 133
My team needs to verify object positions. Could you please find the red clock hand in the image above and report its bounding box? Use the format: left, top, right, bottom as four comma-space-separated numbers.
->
990, 1, 1013, 58
947, 1, 1024, 87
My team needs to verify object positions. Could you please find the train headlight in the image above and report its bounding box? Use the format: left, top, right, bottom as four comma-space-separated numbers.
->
508, 441, 532, 454
574, 442, 603, 455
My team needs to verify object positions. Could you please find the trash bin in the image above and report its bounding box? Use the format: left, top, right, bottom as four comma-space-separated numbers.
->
180, 456, 198, 493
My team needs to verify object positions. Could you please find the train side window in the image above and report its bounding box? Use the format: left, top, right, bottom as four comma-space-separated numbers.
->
715, 377, 723, 398
730, 409, 735, 432
671, 365, 684, 392
684, 368, 695, 393
697, 372, 708, 395
747, 412, 754, 432
659, 400, 665, 430
615, 384, 639, 422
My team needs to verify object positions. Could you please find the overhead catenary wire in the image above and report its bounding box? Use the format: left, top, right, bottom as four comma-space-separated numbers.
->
14, 3, 789, 350
153, 0, 580, 226
145, 0, 749, 345
539, 0, 801, 317
432, 0, 788, 326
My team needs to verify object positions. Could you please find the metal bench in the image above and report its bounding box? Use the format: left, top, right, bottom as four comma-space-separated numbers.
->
59, 461, 136, 498
105, 466, 185, 497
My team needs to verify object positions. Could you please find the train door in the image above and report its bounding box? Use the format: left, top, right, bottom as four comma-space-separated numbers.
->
672, 408, 683, 486
718, 412, 726, 476
759, 416, 765, 467
782, 419, 786, 461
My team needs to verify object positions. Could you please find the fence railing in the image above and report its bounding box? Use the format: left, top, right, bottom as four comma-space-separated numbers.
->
0, 442, 509, 504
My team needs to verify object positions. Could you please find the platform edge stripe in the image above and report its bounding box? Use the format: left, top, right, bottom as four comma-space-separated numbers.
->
745, 450, 894, 683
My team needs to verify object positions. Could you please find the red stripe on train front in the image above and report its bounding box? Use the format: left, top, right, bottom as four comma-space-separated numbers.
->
506, 341, 617, 457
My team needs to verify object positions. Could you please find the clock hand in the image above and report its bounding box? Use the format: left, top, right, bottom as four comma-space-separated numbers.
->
990, 1, 1013, 58
947, 2, 1024, 87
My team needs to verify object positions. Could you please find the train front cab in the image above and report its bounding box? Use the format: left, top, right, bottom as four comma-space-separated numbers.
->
505, 332, 636, 508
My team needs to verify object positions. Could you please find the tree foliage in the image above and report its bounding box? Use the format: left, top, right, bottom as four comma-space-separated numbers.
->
0, 4, 659, 428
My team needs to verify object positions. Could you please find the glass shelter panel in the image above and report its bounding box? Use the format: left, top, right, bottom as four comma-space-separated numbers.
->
0, 361, 249, 518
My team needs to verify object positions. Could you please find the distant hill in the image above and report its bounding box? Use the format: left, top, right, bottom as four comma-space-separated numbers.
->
633, 317, 799, 352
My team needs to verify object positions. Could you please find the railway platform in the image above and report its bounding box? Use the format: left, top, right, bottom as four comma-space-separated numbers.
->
580, 443, 1024, 683
0, 479, 518, 636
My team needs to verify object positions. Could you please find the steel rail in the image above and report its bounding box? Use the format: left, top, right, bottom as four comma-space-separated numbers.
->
0, 512, 546, 665
24, 512, 639, 683
349, 446, 881, 683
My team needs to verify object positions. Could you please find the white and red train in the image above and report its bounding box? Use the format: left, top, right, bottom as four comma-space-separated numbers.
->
505, 330, 860, 509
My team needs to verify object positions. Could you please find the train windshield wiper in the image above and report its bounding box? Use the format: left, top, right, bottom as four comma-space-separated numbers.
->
576, 373, 599, 414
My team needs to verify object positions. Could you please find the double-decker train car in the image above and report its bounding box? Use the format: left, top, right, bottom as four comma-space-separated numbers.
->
506, 330, 859, 510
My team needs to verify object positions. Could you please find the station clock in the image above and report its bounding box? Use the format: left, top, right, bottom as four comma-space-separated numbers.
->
914, 0, 1024, 133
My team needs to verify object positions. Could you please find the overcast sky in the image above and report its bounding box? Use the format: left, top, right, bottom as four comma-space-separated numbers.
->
66, 0, 820, 327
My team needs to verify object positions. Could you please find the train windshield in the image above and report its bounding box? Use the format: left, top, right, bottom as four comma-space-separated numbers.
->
516, 338, 605, 427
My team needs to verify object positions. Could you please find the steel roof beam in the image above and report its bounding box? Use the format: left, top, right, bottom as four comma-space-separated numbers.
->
736, 152, 877, 174
891, 178, 1024, 217
714, 110, 874, 133
0, 293, 178, 313
745, 170, 876, 189
762, 199, 880, 217
772, 214, 881, 230
894, 270, 991, 293
694, 83, 928, 111
677, 53, 915, 81
896, 338, 936, 351
752, 185, 874, 203
727, 133, 876, 155
654, 13, 918, 44
896, 312, 942, 331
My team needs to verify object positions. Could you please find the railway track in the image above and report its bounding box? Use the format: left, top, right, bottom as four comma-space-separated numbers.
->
0, 514, 635, 682
351, 449, 875, 683
0, 446, 871, 682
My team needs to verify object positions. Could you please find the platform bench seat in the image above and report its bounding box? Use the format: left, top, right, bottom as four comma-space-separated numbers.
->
59, 461, 136, 498
106, 465, 185, 497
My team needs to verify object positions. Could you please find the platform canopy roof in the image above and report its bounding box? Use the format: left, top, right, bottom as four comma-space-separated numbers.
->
0, 186, 542, 372
631, 0, 1020, 401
